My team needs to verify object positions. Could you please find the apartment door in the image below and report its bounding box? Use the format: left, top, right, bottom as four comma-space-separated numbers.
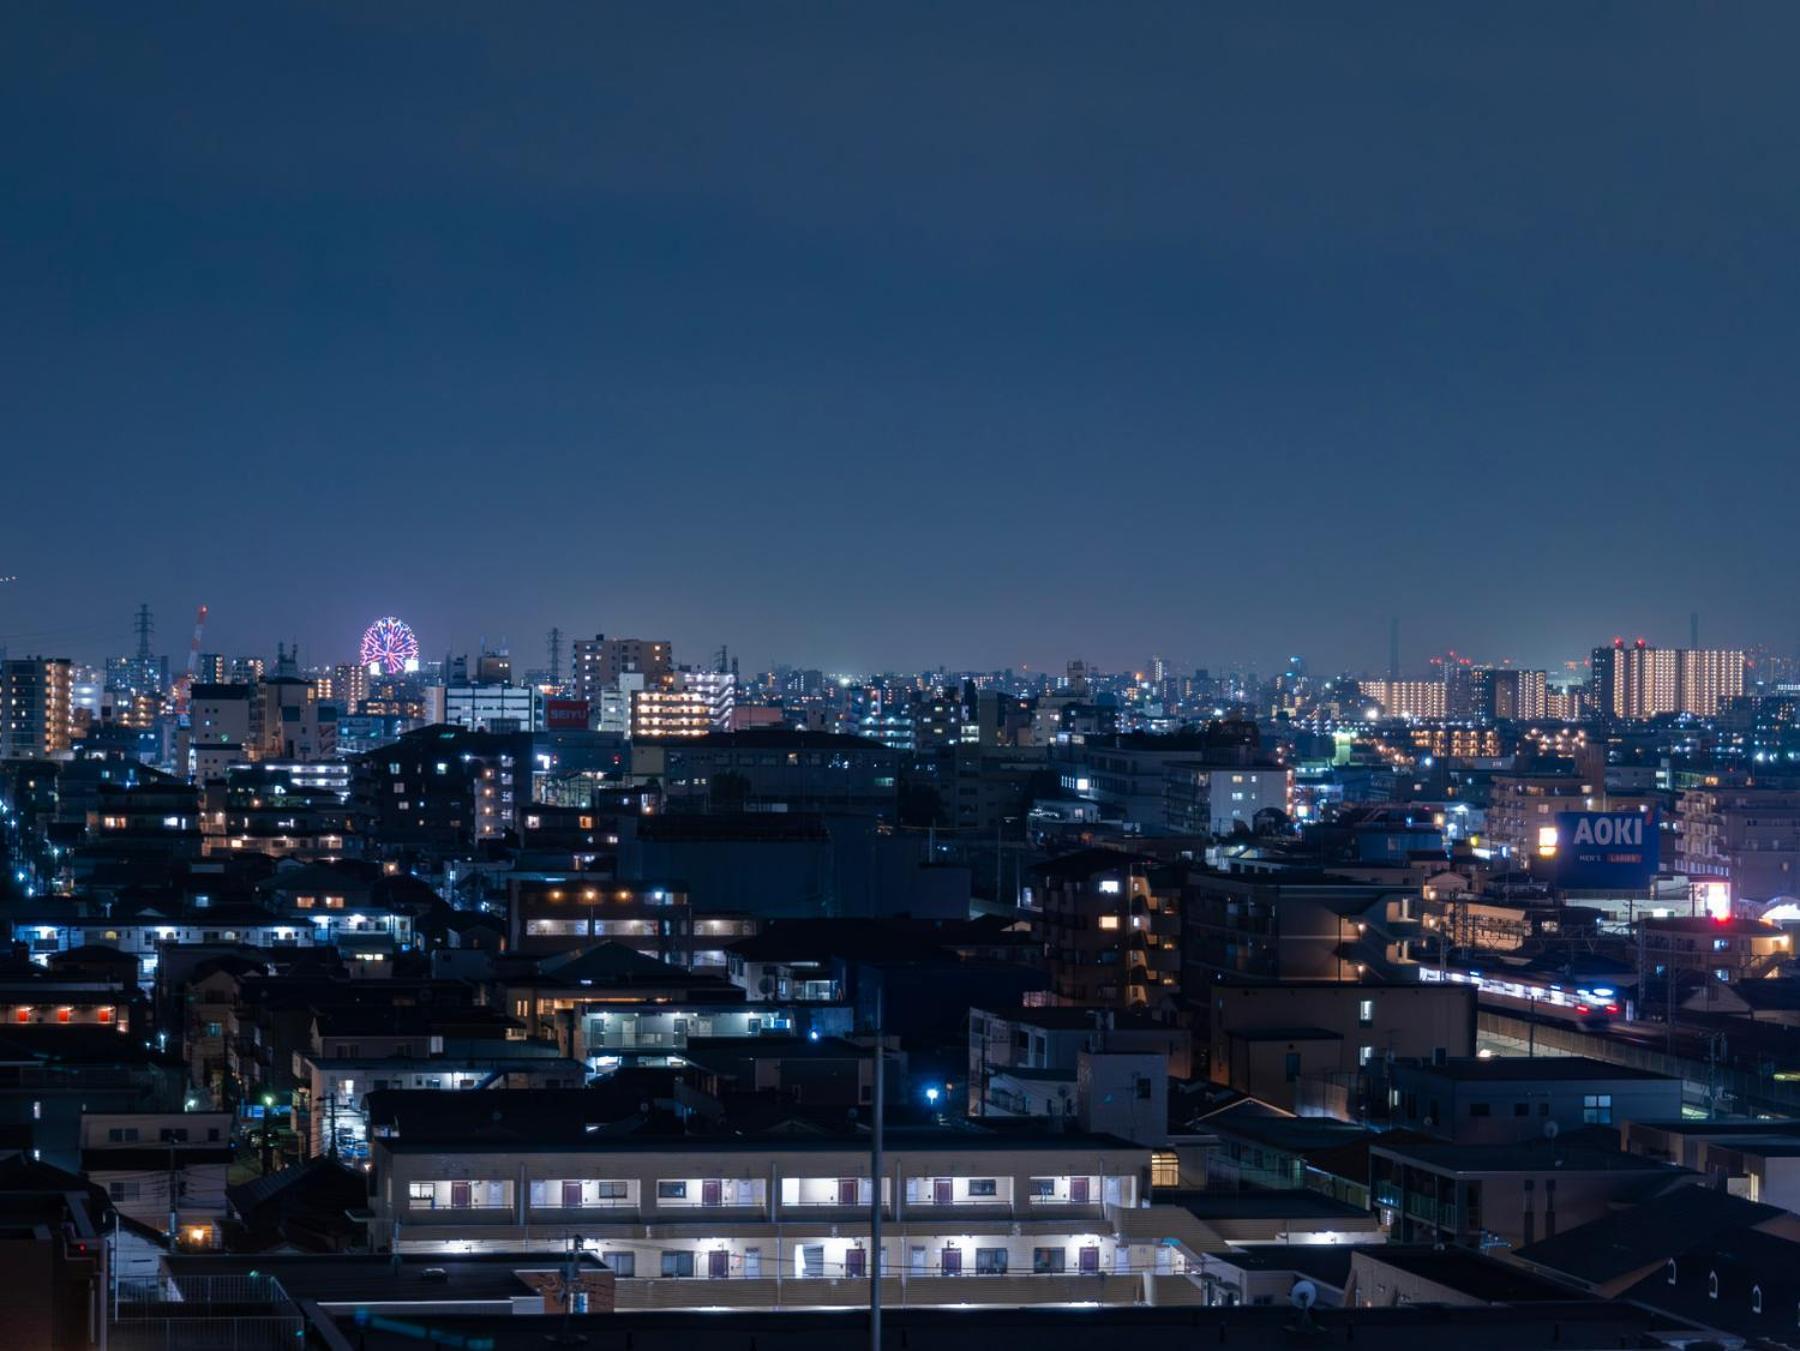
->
561, 1181, 583, 1209
743, 1247, 762, 1279
908, 1245, 927, 1275
941, 1245, 962, 1276
1078, 1245, 1101, 1274
838, 1177, 859, 1206
844, 1246, 867, 1278
707, 1249, 729, 1279
932, 1178, 952, 1206
450, 1181, 471, 1209
701, 1179, 722, 1207
1070, 1176, 1091, 1204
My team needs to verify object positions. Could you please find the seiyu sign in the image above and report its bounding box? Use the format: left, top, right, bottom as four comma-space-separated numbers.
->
1554, 810, 1658, 890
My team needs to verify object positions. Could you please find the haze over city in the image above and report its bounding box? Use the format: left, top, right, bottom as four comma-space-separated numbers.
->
7, 4, 1800, 673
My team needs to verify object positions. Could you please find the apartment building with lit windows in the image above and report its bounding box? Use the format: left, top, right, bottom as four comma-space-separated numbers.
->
629, 675, 713, 739
508, 875, 692, 962
2, 656, 72, 759
1355, 680, 1447, 720
1676, 782, 1800, 902
353, 726, 533, 851
368, 1130, 1216, 1310
572, 636, 673, 702
1591, 640, 1744, 720
1028, 851, 1180, 1012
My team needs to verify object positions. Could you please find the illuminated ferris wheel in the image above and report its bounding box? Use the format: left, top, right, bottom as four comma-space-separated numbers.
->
359, 616, 420, 675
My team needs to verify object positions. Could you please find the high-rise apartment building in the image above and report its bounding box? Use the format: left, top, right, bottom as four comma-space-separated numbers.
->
2, 657, 73, 759
1591, 640, 1743, 719
685, 669, 737, 731
332, 663, 371, 712
571, 635, 672, 701
1356, 679, 1447, 719
1473, 667, 1548, 721
1677, 647, 1746, 717
629, 674, 712, 739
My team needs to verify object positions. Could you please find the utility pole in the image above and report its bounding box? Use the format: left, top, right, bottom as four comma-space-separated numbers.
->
869, 988, 884, 1351
1706, 1032, 1727, 1118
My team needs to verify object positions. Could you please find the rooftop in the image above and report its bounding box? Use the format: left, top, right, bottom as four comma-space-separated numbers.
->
319, 1303, 1686, 1351
1372, 1136, 1685, 1176
1169, 1189, 1376, 1223
377, 1125, 1145, 1156
1514, 1186, 1785, 1286
165, 1251, 604, 1304
1356, 1246, 1586, 1303
976, 1004, 1177, 1033
1400, 1054, 1674, 1083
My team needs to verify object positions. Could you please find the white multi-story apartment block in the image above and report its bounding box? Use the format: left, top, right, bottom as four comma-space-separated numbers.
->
369, 1132, 1230, 1310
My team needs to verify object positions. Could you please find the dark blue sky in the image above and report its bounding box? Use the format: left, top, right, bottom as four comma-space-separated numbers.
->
4, 4, 1798, 677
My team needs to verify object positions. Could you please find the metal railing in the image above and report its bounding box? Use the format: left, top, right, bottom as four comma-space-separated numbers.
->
112, 1274, 303, 1351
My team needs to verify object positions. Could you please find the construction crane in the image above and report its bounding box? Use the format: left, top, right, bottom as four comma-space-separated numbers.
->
171, 605, 208, 717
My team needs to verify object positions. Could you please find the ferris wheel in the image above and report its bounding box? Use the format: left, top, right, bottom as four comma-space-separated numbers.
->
359, 616, 420, 675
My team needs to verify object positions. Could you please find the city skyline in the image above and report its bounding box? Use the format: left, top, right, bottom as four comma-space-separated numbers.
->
0, 592, 1781, 684
7, 4, 1800, 671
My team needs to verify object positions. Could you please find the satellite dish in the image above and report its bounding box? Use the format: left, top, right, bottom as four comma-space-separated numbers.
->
1543, 1120, 1560, 1140
1290, 1280, 1319, 1311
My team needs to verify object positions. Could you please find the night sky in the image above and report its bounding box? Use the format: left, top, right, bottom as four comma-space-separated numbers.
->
4, 4, 1799, 677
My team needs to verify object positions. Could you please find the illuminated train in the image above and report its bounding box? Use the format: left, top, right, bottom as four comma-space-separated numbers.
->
1418, 965, 1628, 1031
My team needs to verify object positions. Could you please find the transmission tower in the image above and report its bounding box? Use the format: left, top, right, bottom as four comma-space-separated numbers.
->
547, 627, 564, 689
133, 603, 155, 659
